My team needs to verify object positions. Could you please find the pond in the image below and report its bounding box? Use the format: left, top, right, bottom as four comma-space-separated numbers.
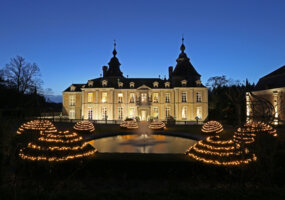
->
89, 134, 197, 154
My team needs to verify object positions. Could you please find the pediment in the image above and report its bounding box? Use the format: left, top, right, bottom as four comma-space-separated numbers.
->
137, 84, 151, 90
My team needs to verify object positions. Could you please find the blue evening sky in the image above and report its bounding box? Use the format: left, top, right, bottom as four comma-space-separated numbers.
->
0, 0, 284, 95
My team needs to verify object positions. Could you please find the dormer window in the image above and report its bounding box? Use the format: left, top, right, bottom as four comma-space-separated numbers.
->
70, 85, 76, 91
130, 82, 135, 88
165, 82, 170, 88
195, 79, 202, 86
153, 81, 159, 88
102, 80, 108, 87
118, 82, 123, 88
181, 80, 187, 87
88, 80, 94, 87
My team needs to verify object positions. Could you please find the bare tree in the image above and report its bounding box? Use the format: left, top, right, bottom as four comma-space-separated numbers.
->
3, 56, 42, 93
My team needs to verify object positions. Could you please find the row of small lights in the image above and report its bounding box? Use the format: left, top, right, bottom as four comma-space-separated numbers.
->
201, 121, 223, 134
19, 149, 97, 162
18, 122, 97, 162
73, 121, 95, 132
27, 141, 89, 151
148, 121, 166, 130
187, 152, 257, 166
17, 120, 57, 134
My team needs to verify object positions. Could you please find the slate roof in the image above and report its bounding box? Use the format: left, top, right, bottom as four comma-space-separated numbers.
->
63, 84, 84, 92
254, 65, 285, 91
63, 39, 205, 92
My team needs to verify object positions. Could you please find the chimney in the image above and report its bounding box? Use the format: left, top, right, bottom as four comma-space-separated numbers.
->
102, 66, 108, 77
168, 66, 173, 79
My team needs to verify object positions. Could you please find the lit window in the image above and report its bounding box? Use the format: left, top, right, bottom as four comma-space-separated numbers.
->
88, 107, 93, 120
153, 93, 159, 103
130, 93, 135, 103
129, 107, 135, 119
141, 93, 147, 103
69, 109, 75, 119
165, 107, 170, 118
118, 107, 123, 120
196, 107, 202, 119
165, 93, 170, 103
153, 107, 159, 119
102, 107, 107, 120
182, 92, 187, 102
88, 93, 93, 103
182, 106, 187, 119
69, 95, 75, 106
102, 92, 107, 103
118, 93, 123, 103
196, 92, 202, 102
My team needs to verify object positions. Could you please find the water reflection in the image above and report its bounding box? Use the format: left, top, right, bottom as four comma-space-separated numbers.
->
89, 134, 197, 154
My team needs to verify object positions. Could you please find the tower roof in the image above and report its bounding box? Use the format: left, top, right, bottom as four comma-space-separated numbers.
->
104, 40, 124, 78
172, 37, 201, 82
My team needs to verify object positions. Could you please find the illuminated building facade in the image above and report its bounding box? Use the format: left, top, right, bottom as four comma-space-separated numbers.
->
63, 39, 208, 122
246, 65, 285, 125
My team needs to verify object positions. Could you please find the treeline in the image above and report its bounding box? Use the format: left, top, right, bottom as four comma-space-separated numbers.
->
0, 56, 61, 119
207, 75, 255, 126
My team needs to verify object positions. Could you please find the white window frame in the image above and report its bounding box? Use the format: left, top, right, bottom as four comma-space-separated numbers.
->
102, 92, 107, 103
118, 107, 123, 120
182, 92, 187, 103
182, 106, 187, 119
69, 109, 75, 119
118, 93, 123, 103
153, 93, 159, 103
69, 95, 75, 106
196, 92, 202, 102
165, 93, 170, 103
88, 92, 93, 103
88, 107, 93, 120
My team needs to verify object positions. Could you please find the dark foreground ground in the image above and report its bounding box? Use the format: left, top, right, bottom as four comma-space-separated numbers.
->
1, 120, 285, 200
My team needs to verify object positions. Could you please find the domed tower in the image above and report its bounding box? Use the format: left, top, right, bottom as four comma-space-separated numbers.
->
103, 40, 125, 79
171, 37, 201, 86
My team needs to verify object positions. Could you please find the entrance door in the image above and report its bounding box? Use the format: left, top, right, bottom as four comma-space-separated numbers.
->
141, 110, 147, 121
